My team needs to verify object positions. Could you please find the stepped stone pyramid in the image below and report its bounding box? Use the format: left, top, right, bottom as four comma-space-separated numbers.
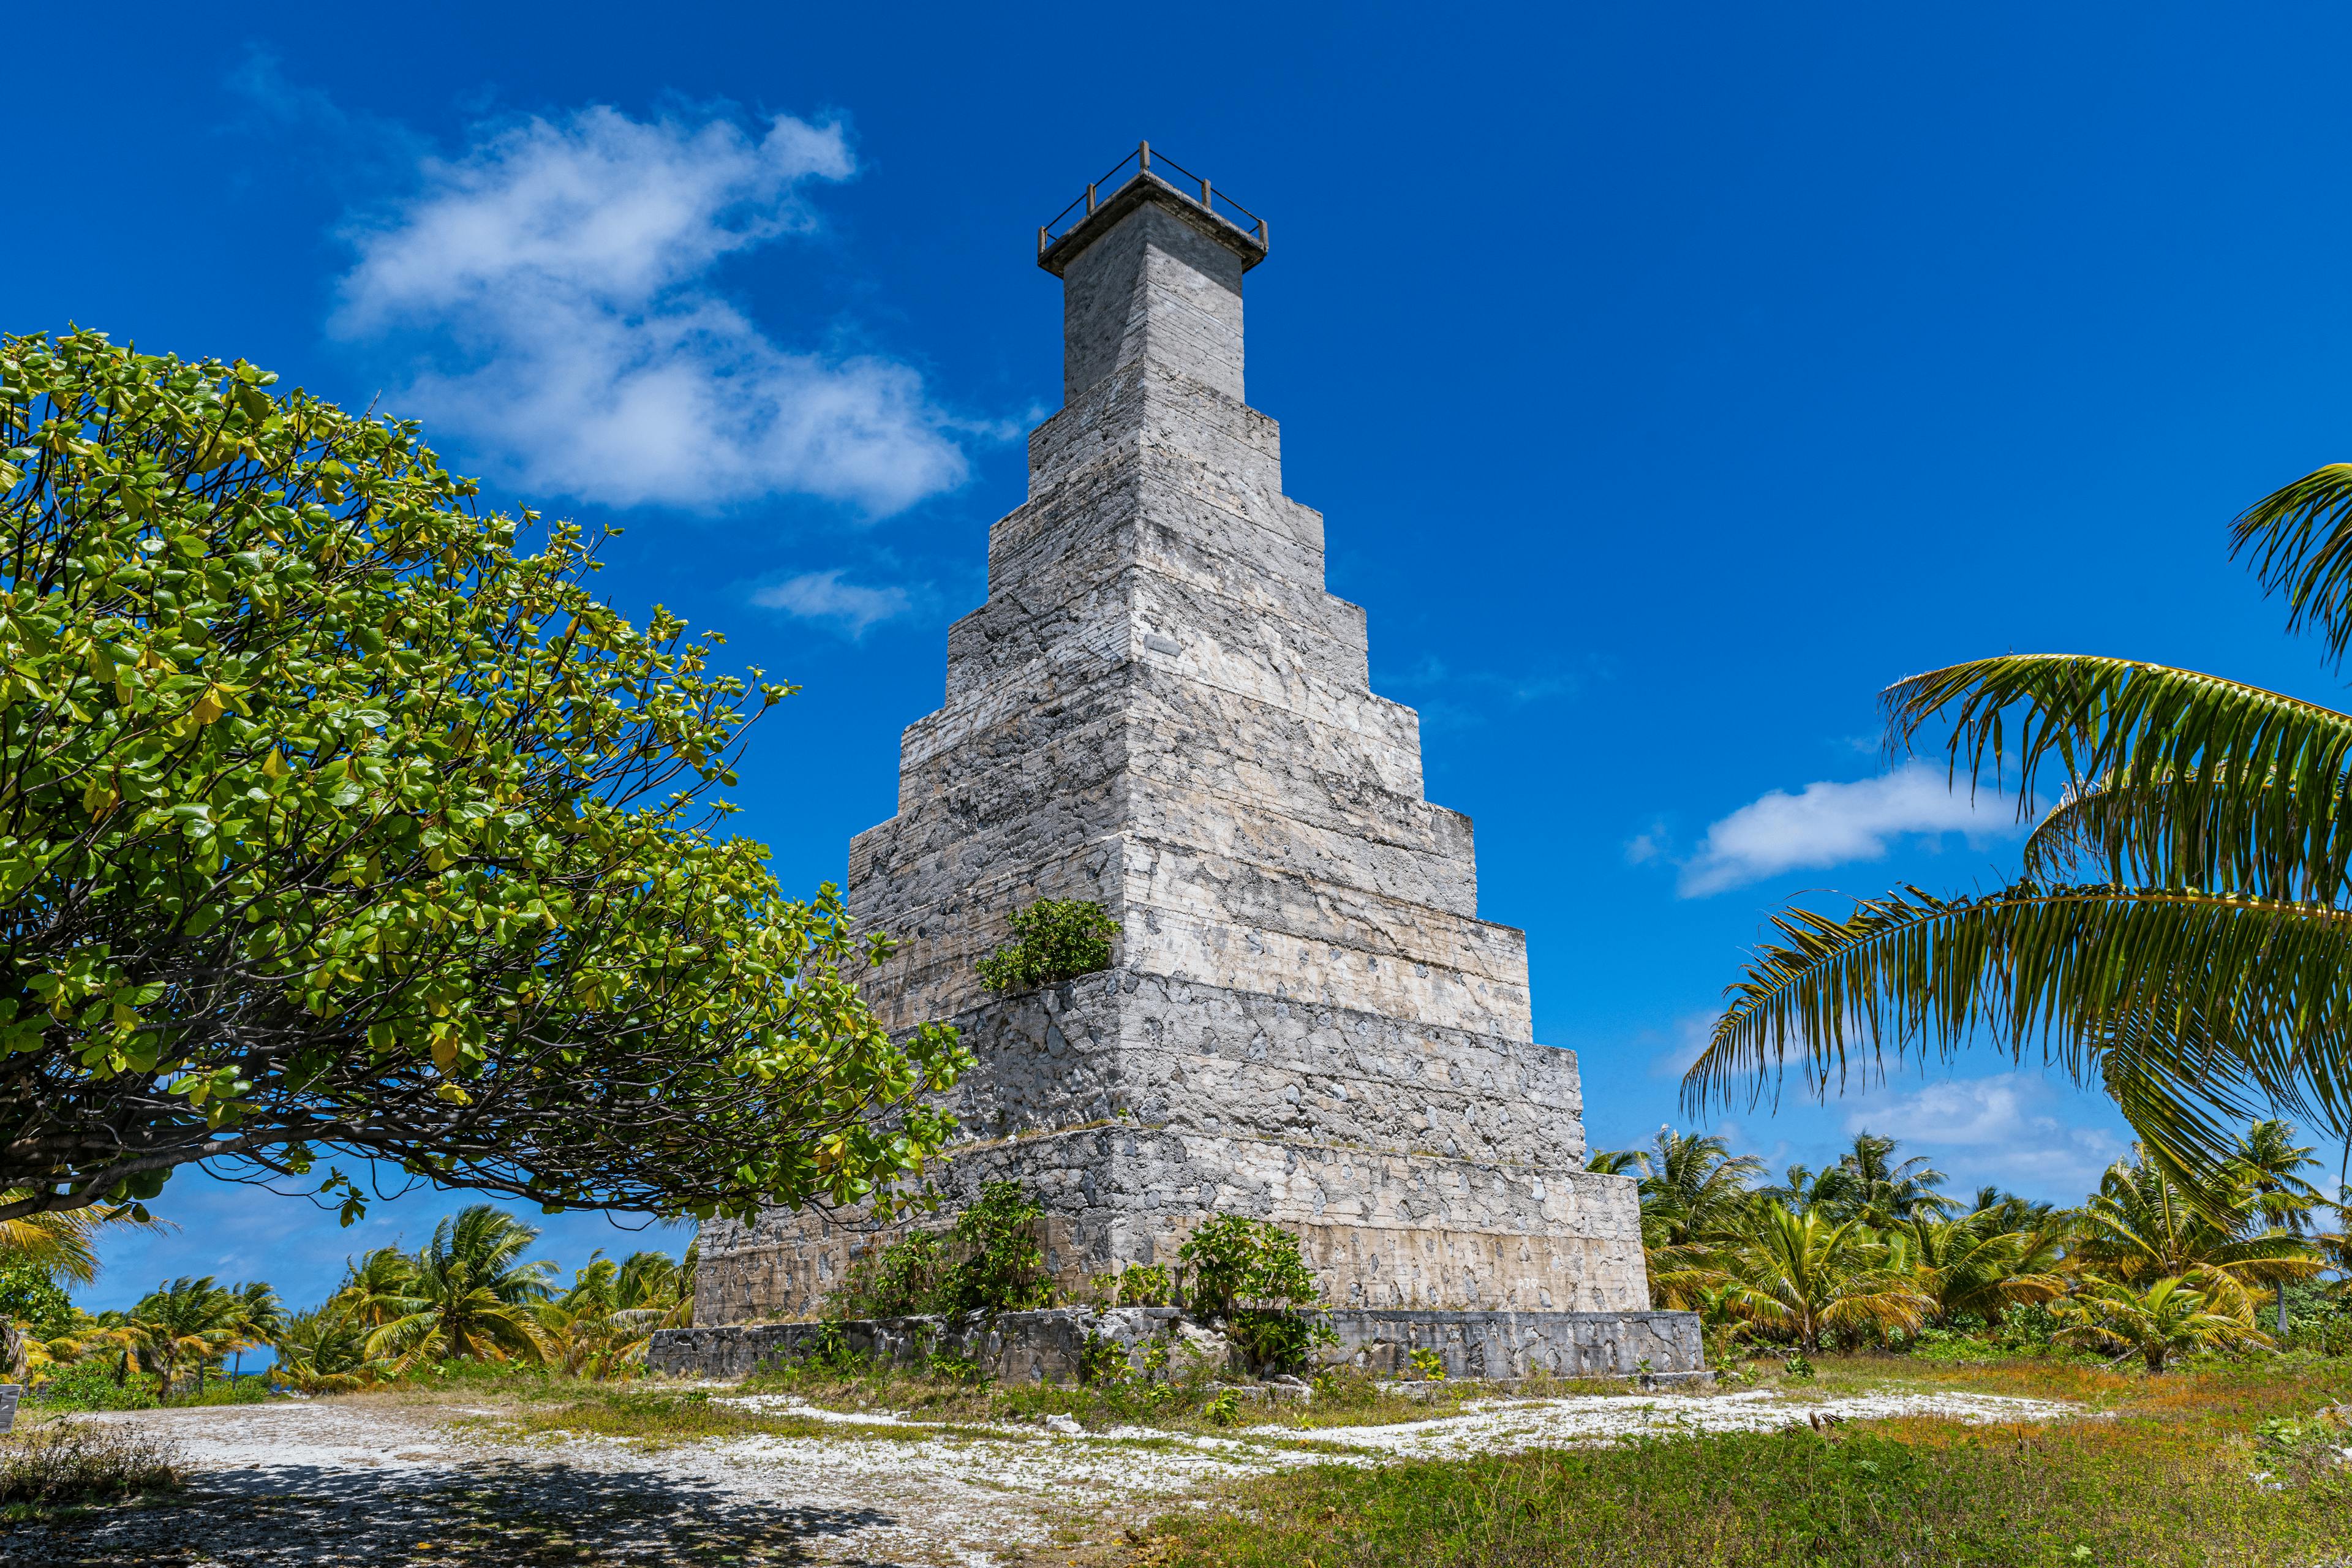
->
696, 158, 1650, 1324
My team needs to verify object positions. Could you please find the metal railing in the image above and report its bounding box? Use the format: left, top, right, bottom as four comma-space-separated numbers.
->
1038, 141, 1268, 257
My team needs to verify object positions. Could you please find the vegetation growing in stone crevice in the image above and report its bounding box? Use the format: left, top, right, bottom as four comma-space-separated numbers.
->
974, 899, 1119, 993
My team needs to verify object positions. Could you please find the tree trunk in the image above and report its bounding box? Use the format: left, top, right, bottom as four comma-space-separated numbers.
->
1, 1317, 24, 1383
2278, 1281, 2290, 1340
2145, 1344, 2166, 1374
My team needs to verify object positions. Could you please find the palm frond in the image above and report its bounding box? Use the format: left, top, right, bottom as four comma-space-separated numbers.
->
1690, 881, 2352, 1179
2021, 766, 2352, 903
1887, 656, 2352, 902
2232, 462, 2352, 665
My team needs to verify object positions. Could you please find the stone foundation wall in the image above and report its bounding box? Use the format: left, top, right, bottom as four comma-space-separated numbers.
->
694, 968, 1648, 1327
649, 1306, 1703, 1385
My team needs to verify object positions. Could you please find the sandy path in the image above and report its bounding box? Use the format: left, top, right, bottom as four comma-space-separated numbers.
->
0, 1384, 2076, 1567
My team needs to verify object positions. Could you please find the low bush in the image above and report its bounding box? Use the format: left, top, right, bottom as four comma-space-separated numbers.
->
0, 1418, 181, 1511
26, 1361, 157, 1413
1177, 1215, 1332, 1374
829, 1182, 1053, 1321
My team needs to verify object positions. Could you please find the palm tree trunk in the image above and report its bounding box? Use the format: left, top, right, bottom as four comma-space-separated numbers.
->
2278, 1281, 2290, 1339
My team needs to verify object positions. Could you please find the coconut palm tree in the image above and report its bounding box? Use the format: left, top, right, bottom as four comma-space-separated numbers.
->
1689, 465, 2352, 1184
2231, 1120, 2323, 1336
1664, 1201, 1934, 1354
273, 1300, 394, 1393
1895, 1207, 2069, 1327
2073, 1152, 2321, 1322
358, 1206, 554, 1371
1757, 1161, 1851, 1217
544, 1249, 694, 1379
1628, 1131, 1766, 1301
127, 1276, 241, 1398
221, 1281, 284, 1388
1833, 1133, 1958, 1226
2056, 1275, 2271, 1372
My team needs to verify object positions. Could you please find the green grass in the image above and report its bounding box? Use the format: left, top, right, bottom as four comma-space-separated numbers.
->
1112, 1355, 2352, 1568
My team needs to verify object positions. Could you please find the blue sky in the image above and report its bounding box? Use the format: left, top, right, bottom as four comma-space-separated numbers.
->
16, 2, 2352, 1308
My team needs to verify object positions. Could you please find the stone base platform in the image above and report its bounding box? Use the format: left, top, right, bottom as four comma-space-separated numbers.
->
647, 1306, 1704, 1386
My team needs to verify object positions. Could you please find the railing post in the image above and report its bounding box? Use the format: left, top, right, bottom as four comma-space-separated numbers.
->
1139, 140, 1151, 173
1038, 225, 1049, 257
1257, 219, 1269, 246
1086, 183, 1097, 214
1201, 178, 1212, 206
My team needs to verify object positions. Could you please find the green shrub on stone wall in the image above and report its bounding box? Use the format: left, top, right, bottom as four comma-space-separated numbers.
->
976, 900, 1119, 993
1177, 1215, 1333, 1374
829, 1182, 1052, 1319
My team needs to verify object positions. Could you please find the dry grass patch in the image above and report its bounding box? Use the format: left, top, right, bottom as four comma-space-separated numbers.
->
0, 1417, 182, 1515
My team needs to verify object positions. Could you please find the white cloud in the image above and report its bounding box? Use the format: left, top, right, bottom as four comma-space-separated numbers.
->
332, 105, 968, 514
1845, 1077, 2125, 1196
1677, 762, 2019, 897
752, 570, 912, 636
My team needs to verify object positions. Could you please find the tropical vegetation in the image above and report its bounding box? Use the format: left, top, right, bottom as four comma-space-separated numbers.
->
2, 1200, 693, 1401
1592, 1123, 2339, 1370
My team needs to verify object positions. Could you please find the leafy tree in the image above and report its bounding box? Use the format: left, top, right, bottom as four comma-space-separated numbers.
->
1689, 463, 2352, 1183
2056, 1275, 2271, 1372
352, 1205, 554, 1370
976, 900, 1118, 993
0, 330, 969, 1227
1177, 1213, 1328, 1373
935, 1182, 1054, 1316
0, 1261, 71, 1342
1665, 1202, 1932, 1354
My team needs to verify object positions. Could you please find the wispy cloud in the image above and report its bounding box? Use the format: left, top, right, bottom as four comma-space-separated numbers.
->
752, 570, 913, 636
331, 104, 969, 514
1674, 762, 2020, 897
1845, 1078, 2126, 1197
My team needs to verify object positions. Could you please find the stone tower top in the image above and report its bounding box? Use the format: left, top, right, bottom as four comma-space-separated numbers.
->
1037, 145, 1269, 403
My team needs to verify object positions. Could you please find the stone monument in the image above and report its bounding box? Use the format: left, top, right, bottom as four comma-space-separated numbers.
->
690, 148, 1664, 1341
